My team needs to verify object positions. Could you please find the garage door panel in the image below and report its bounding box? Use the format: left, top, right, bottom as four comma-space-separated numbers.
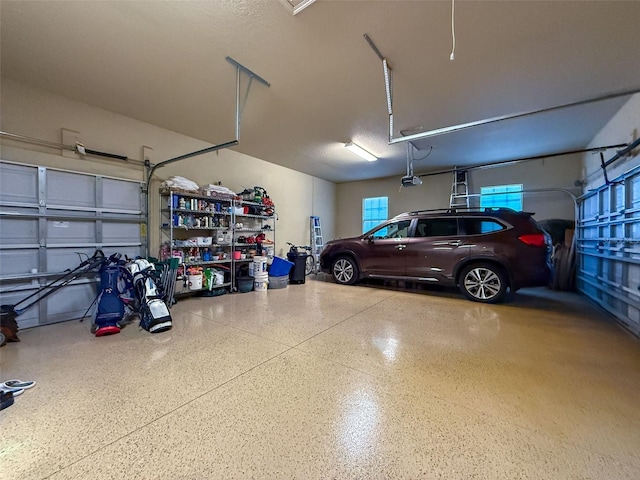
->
102, 178, 142, 211
0, 217, 38, 245
47, 170, 95, 208
44, 281, 98, 325
102, 222, 140, 244
46, 247, 101, 273
0, 163, 38, 204
46, 219, 96, 244
0, 249, 39, 276
0, 161, 145, 329
631, 175, 640, 207
578, 165, 640, 336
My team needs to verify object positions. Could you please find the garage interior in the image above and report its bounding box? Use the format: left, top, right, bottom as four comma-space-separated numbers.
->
1, 1, 639, 478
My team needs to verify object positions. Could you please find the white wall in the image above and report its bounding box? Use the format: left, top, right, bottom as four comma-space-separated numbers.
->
0, 79, 335, 257
581, 94, 640, 191
336, 156, 582, 239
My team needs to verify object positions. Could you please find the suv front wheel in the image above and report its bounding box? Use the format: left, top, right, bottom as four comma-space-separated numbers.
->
459, 263, 508, 303
332, 256, 359, 285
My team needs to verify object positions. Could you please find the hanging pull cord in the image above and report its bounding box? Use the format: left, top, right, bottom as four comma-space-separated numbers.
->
450, 0, 456, 61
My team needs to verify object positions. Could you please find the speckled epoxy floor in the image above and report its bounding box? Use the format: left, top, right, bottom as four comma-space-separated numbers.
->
1, 279, 639, 479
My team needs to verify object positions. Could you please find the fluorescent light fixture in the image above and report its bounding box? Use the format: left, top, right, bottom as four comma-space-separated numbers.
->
278, 0, 316, 15
345, 142, 377, 162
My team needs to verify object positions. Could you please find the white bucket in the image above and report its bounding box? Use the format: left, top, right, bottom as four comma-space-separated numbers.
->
188, 274, 203, 290
253, 256, 268, 274
254, 278, 269, 291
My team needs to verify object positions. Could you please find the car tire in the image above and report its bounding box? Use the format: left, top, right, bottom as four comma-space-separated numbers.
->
332, 256, 359, 285
459, 263, 508, 303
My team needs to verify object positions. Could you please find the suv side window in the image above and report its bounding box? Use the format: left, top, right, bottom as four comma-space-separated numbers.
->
460, 218, 505, 235
371, 220, 411, 239
414, 218, 458, 237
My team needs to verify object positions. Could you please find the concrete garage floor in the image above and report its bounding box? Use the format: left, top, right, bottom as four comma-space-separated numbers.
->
1, 279, 639, 479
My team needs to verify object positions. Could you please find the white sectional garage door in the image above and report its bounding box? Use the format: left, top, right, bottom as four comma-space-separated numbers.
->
577, 164, 640, 336
0, 160, 146, 329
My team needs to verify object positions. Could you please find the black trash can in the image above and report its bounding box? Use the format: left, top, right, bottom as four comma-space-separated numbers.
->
287, 251, 307, 284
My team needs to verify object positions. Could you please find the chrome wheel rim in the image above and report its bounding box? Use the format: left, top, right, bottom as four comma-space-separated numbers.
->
333, 259, 354, 283
463, 267, 501, 300
305, 257, 314, 275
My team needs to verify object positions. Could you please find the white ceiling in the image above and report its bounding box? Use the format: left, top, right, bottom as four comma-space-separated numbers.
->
2, 1, 639, 183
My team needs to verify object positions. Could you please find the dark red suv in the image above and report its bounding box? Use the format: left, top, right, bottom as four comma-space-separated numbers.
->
320, 208, 551, 303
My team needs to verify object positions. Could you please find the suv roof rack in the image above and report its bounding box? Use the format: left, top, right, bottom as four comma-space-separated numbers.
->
399, 207, 519, 217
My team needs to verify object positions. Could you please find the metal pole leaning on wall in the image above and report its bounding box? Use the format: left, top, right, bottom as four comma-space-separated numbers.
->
144, 57, 270, 256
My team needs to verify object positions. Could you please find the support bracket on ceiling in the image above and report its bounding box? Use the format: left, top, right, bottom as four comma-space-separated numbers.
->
146, 57, 270, 184
363, 34, 640, 146
144, 57, 270, 255
226, 56, 271, 140
599, 136, 640, 185
400, 143, 422, 187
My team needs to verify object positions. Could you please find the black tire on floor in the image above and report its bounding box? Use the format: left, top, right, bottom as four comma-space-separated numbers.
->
459, 262, 508, 303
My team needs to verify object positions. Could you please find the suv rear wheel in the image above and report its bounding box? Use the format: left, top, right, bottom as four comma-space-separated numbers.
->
459, 263, 508, 303
332, 256, 359, 285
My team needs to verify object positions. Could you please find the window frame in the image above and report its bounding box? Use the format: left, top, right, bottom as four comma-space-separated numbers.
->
362, 196, 389, 234
480, 184, 523, 211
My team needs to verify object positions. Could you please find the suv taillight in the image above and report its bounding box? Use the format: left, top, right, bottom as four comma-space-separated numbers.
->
518, 234, 546, 247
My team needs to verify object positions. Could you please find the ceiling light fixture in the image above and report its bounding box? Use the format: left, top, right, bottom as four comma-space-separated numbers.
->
345, 142, 377, 162
278, 0, 316, 15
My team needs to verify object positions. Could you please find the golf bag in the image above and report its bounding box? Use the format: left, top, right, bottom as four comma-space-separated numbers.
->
94, 254, 129, 337
128, 259, 172, 333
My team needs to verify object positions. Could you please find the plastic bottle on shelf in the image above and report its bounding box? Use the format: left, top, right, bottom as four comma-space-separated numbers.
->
179, 197, 186, 209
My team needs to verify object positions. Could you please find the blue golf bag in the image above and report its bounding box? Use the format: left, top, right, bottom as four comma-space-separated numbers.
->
94, 254, 128, 337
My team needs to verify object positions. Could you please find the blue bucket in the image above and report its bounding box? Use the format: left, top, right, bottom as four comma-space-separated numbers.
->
268, 256, 294, 277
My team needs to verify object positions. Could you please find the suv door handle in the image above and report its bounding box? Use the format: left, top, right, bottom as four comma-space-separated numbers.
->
448, 240, 462, 247
396, 244, 407, 250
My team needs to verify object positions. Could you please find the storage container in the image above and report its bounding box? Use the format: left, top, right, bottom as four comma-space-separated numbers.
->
236, 276, 254, 293
187, 274, 203, 290
196, 236, 213, 247
253, 256, 268, 274
254, 278, 269, 291
268, 275, 288, 289
268, 256, 294, 277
